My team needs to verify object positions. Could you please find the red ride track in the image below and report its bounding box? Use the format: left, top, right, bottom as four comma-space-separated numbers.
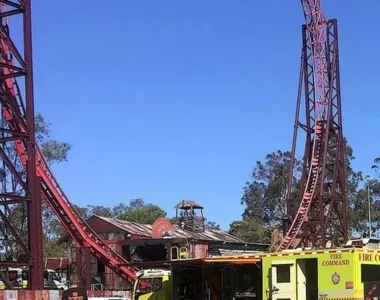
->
0, 7, 138, 284
276, 0, 329, 251
277, 122, 322, 251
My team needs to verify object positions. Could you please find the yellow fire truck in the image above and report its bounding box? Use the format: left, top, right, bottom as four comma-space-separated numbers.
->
262, 240, 380, 300
133, 238, 380, 300
133, 269, 172, 300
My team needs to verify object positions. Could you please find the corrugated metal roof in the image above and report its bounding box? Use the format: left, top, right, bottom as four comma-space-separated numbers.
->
96, 216, 153, 237
93, 215, 253, 244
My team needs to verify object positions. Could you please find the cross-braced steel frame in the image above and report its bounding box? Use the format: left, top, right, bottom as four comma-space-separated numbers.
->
0, 1, 141, 291
0, 0, 43, 289
286, 19, 348, 248
75, 246, 91, 290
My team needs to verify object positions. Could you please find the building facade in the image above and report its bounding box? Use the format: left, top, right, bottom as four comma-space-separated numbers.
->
63, 201, 269, 290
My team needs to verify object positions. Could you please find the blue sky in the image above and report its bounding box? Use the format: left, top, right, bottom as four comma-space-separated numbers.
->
29, 0, 380, 230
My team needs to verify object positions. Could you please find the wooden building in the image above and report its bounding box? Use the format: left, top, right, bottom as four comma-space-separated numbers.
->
63, 201, 269, 290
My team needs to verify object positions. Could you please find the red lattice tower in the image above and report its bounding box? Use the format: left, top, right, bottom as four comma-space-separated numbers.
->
0, 1, 145, 290
277, 1, 348, 251
0, 0, 44, 289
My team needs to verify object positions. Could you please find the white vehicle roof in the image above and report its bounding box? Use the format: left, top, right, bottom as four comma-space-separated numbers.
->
136, 269, 171, 278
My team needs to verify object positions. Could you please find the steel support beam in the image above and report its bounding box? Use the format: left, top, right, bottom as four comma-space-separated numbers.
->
0, 0, 43, 289
285, 19, 348, 248
76, 246, 91, 291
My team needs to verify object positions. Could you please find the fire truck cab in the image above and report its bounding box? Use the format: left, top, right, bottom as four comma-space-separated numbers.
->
161, 238, 380, 300
133, 269, 172, 300
263, 238, 380, 300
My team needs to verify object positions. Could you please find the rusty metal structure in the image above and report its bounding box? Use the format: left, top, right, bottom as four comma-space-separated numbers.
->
0, 0, 43, 290
63, 215, 269, 290
0, 0, 348, 291
277, 1, 348, 250
175, 200, 205, 233
0, 1, 142, 290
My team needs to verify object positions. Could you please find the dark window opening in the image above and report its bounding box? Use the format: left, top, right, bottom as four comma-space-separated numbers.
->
172, 266, 202, 299
97, 260, 105, 277
276, 265, 291, 283
136, 278, 152, 294
135, 278, 163, 296
152, 278, 163, 292
171, 247, 179, 260
21, 270, 28, 281
133, 243, 167, 262
234, 264, 262, 299
299, 258, 318, 300
362, 264, 380, 282
122, 245, 130, 261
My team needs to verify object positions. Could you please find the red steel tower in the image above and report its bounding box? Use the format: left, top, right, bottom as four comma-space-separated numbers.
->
0, 0, 44, 289
0, 0, 139, 290
0, 2, 141, 291
277, 1, 348, 250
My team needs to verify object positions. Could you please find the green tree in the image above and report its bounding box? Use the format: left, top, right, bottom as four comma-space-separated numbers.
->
35, 113, 71, 164
372, 158, 380, 178
71, 199, 168, 225
228, 218, 271, 244
371, 158, 380, 197
72, 204, 90, 219
120, 199, 166, 224
1, 113, 72, 257
362, 158, 380, 235
344, 147, 380, 237
86, 205, 113, 218
112, 203, 129, 219
36, 114, 72, 257
344, 141, 366, 235
237, 141, 370, 244
2, 114, 72, 259
205, 220, 221, 230
240, 150, 301, 225
128, 198, 145, 210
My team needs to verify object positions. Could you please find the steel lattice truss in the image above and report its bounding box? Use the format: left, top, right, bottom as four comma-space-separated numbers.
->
0, 0, 44, 289
0, 1, 143, 290
301, 0, 328, 120
277, 0, 348, 251
301, 19, 347, 247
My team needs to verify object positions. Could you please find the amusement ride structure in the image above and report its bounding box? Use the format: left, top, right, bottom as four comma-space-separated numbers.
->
0, 0, 348, 291
0, 0, 139, 290
277, 0, 347, 251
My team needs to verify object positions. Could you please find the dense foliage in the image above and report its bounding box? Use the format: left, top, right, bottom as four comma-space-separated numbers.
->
231, 141, 380, 248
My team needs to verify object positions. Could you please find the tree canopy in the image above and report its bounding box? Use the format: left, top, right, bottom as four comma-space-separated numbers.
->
119, 199, 166, 224
229, 218, 270, 244
232, 140, 380, 248
240, 150, 301, 225
36, 114, 73, 257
